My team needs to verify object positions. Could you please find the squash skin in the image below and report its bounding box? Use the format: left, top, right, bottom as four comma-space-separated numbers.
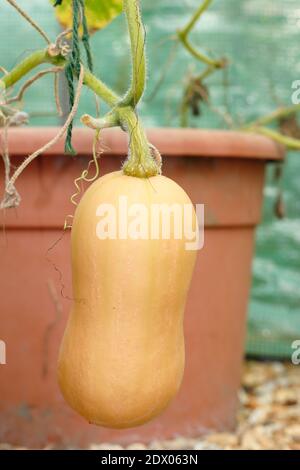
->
58, 171, 197, 428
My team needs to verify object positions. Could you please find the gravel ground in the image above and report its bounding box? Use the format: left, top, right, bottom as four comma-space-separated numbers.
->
1, 361, 300, 450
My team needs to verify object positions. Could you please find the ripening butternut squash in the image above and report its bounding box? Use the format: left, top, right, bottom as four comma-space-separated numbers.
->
58, 170, 197, 428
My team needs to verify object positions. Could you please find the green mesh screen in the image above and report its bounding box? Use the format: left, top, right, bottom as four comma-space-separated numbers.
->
0, 0, 299, 358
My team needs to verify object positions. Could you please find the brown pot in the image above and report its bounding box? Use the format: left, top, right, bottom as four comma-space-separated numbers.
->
0, 127, 283, 448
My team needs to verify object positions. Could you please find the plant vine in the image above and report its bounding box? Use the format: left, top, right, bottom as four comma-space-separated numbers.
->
1, 0, 300, 215
0, 0, 162, 211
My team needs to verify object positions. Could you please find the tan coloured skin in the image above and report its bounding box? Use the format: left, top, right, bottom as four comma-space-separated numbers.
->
58, 171, 197, 428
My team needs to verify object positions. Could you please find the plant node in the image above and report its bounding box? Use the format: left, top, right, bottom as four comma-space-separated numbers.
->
117, 106, 161, 178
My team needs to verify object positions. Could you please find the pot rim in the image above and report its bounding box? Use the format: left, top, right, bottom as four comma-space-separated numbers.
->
7, 127, 284, 161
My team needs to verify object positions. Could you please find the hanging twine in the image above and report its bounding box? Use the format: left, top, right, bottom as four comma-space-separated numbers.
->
79, 0, 93, 72
54, 0, 93, 154
64, 0, 81, 154
1, 65, 85, 210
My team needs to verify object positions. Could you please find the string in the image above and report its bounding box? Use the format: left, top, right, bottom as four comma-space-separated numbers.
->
79, 0, 93, 72
63, 0, 81, 155
54, 0, 93, 155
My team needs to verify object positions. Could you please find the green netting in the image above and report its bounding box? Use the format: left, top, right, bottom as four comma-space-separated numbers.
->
0, 0, 299, 358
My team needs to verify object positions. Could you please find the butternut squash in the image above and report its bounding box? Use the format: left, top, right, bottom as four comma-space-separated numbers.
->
58, 171, 197, 428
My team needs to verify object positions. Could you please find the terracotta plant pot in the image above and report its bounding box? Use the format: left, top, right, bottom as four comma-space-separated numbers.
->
0, 127, 283, 448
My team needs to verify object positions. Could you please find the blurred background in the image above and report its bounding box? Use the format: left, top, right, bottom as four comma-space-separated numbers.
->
0, 0, 299, 358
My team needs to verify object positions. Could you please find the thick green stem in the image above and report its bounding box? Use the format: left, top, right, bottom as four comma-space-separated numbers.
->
81, 105, 160, 177
1, 34, 158, 177
122, 0, 146, 107
117, 106, 158, 177
2, 50, 50, 88
83, 69, 119, 107
1, 48, 120, 108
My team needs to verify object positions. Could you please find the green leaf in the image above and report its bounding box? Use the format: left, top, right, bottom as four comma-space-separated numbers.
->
51, 0, 123, 32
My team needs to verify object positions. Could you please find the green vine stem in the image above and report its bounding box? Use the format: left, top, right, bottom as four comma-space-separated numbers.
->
197, 64, 219, 81
243, 104, 300, 129
177, 0, 224, 69
117, 0, 159, 176
81, 111, 119, 130
180, 0, 213, 37
117, 106, 158, 177
81, 106, 159, 177
242, 103, 300, 150
1, 0, 160, 178
1, 48, 119, 108
178, 34, 219, 67
177, 0, 300, 151
245, 126, 300, 150
1, 50, 54, 88
83, 69, 119, 108
122, 0, 146, 107
2, 51, 159, 177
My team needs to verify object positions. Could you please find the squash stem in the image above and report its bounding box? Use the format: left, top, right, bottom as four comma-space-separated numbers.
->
117, 106, 159, 177
122, 0, 146, 107
1, 1, 159, 179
